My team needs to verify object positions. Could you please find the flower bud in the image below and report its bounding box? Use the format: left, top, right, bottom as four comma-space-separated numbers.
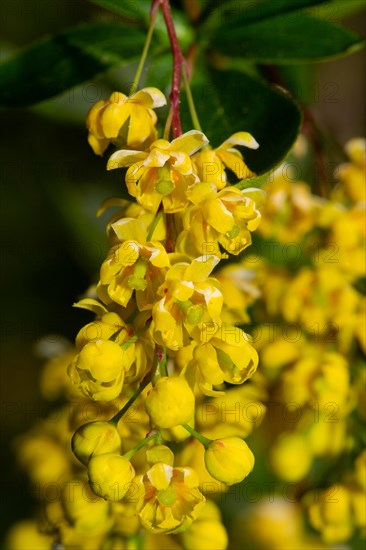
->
204, 437, 254, 485
88, 453, 135, 502
76, 340, 125, 382
145, 376, 195, 429
68, 339, 127, 401
72, 421, 122, 465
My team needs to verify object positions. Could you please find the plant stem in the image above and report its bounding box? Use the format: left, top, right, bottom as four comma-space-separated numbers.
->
159, 0, 184, 138
129, 8, 159, 95
182, 66, 202, 132
182, 424, 212, 448
146, 210, 164, 241
124, 431, 159, 460
110, 375, 152, 426
156, 345, 168, 376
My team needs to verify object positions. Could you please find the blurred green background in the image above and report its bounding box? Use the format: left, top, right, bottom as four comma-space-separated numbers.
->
0, 0, 365, 543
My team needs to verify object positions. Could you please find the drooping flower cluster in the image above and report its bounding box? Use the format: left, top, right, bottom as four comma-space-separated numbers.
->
5, 84, 264, 550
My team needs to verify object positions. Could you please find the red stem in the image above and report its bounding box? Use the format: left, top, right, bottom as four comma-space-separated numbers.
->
159, 0, 184, 138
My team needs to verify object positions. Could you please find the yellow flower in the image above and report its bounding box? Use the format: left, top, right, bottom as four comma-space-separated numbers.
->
335, 137, 366, 202
326, 205, 366, 279
88, 453, 135, 501
279, 350, 351, 411
71, 421, 122, 465
204, 437, 255, 485
75, 312, 129, 350
151, 255, 223, 350
185, 325, 258, 395
177, 183, 264, 256
270, 432, 313, 482
18, 435, 70, 486
258, 176, 323, 243
305, 485, 353, 544
231, 498, 307, 550
111, 501, 141, 537
61, 479, 112, 535
68, 339, 132, 401
100, 233, 170, 308
107, 130, 209, 213
197, 385, 266, 440
193, 131, 259, 189
5, 520, 53, 550
137, 462, 206, 534
180, 499, 228, 550
87, 88, 166, 155
215, 263, 260, 324
145, 376, 195, 429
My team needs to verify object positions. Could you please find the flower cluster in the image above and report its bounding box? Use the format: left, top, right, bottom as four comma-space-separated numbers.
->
5, 83, 265, 550
224, 137, 365, 548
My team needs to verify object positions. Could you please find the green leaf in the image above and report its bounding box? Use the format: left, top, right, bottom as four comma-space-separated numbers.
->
181, 68, 302, 175
203, 0, 331, 29
0, 22, 155, 107
87, 0, 150, 22
209, 14, 364, 63
306, 0, 366, 21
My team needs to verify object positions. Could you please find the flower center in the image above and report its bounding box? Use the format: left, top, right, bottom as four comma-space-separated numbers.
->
156, 165, 175, 195
157, 486, 177, 506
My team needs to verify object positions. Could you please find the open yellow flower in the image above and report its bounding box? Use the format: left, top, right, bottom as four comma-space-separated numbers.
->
151, 255, 223, 350
193, 131, 259, 189
137, 462, 206, 534
107, 130, 209, 213
100, 239, 170, 309
87, 88, 166, 155
177, 182, 264, 256
184, 325, 258, 395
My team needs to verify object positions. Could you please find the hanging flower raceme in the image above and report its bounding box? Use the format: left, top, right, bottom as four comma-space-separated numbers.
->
193, 132, 259, 189
87, 87, 166, 155
107, 130, 209, 213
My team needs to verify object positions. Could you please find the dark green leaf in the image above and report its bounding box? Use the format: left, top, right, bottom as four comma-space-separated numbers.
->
209, 14, 364, 63
87, 0, 150, 22
203, 0, 331, 29
306, 0, 366, 21
181, 68, 302, 175
0, 22, 156, 107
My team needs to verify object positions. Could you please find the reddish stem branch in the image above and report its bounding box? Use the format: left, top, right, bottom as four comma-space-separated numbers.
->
159, 0, 184, 138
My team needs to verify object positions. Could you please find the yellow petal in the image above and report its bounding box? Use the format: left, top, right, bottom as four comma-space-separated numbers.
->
107, 150, 147, 170
201, 199, 234, 233
217, 150, 251, 179
128, 107, 154, 146
147, 463, 173, 490
112, 218, 147, 243
195, 344, 225, 386
86, 99, 108, 137
184, 255, 219, 282
219, 131, 259, 150
88, 134, 109, 156
101, 103, 130, 138
170, 130, 209, 155
132, 87, 167, 108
